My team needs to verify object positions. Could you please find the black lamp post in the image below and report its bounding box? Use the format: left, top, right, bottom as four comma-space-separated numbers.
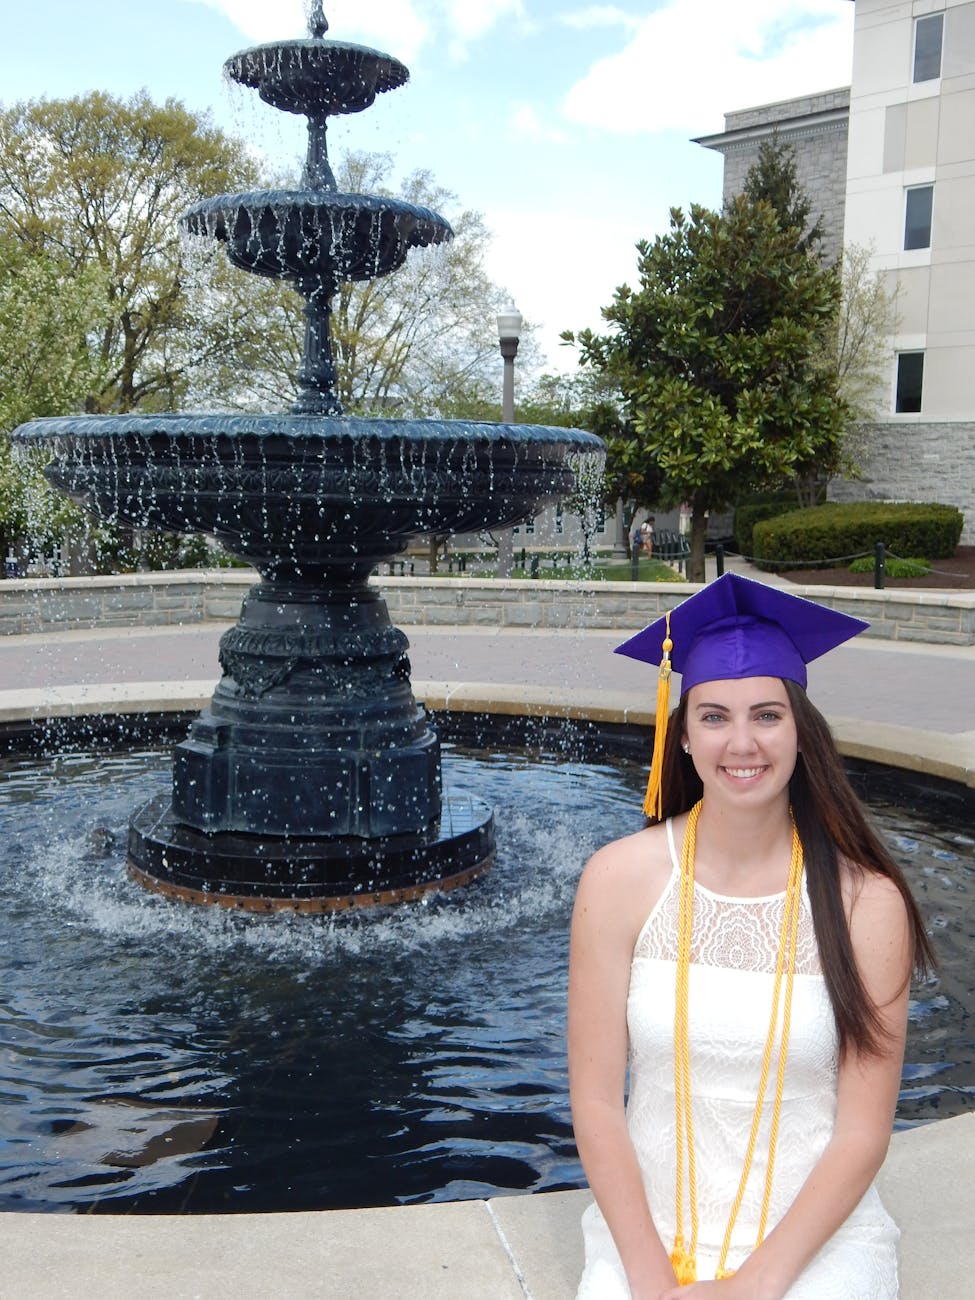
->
496, 305, 522, 578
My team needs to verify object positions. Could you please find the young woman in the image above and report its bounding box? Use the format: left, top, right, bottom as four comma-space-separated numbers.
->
569, 574, 932, 1299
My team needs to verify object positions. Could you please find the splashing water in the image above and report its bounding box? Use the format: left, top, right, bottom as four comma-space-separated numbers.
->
0, 741, 970, 1213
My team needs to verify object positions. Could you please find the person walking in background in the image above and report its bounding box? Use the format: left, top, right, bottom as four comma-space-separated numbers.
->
569, 573, 932, 1299
641, 517, 655, 560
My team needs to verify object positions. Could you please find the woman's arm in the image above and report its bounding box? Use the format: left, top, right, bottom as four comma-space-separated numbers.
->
569, 837, 678, 1300
660, 869, 914, 1300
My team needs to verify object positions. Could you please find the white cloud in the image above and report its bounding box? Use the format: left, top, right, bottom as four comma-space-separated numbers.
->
562, 0, 854, 135
186, 0, 431, 64
437, 0, 534, 63
485, 205, 664, 369
438, 0, 529, 42
185, 0, 532, 66
509, 104, 570, 146
559, 6, 641, 32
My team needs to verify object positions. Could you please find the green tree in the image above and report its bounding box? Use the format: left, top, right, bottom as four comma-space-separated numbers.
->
0, 236, 113, 556
830, 242, 900, 465
741, 143, 900, 495
741, 136, 826, 258
565, 199, 849, 581
0, 236, 110, 433
0, 91, 260, 415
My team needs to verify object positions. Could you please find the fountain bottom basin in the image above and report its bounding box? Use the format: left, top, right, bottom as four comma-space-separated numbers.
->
128, 791, 495, 911
0, 725, 971, 1215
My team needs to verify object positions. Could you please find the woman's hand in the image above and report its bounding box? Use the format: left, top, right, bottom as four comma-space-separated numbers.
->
658, 1274, 777, 1300
659, 1284, 724, 1299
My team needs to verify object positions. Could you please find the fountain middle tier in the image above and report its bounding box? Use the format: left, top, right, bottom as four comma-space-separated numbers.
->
181, 190, 452, 286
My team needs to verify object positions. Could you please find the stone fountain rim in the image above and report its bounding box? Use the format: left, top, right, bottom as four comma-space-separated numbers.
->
225, 37, 408, 80
12, 413, 605, 449
181, 190, 454, 224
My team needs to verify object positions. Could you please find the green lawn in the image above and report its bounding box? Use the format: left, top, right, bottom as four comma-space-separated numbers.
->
505, 557, 684, 582
419, 556, 685, 581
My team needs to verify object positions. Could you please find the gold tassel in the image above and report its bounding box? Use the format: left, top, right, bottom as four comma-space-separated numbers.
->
670, 1240, 697, 1287
642, 611, 673, 821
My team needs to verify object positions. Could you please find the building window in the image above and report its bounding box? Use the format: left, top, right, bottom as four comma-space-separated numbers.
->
895, 352, 924, 413
555, 505, 564, 535
904, 185, 933, 250
524, 515, 535, 535
595, 506, 606, 535
913, 13, 943, 83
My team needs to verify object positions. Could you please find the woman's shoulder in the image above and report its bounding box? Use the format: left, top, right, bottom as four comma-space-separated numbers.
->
838, 857, 911, 915
574, 817, 682, 940
583, 818, 675, 878
838, 860, 915, 1003
838, 859, 913, 955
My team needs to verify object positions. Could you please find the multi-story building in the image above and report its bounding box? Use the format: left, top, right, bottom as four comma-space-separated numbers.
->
700, 0, 975, 542
695, 87, 851, 265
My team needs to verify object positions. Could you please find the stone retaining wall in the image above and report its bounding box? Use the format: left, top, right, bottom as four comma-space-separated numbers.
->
0, 572, 248, 636
828, 421, 975, 545
1, 571, 972, 644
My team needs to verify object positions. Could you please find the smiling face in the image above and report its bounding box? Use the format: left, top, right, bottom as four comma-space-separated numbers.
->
682, 676, 799, 810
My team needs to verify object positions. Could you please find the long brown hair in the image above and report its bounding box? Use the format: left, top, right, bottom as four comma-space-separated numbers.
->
652, 680, 934, 1058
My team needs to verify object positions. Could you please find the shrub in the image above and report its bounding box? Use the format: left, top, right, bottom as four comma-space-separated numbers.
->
140, 530, 183, 571
848, 555, 931, 578
734, 495, 796, 555
752, 502, 963, 569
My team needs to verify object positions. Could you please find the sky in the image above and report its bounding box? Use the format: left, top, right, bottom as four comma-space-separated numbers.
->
2, 0, 855, 372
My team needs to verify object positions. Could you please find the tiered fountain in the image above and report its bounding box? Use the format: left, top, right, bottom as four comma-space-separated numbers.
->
13, 5, 602, 911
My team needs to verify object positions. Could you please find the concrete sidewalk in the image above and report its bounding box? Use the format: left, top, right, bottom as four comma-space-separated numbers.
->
2, 618, 974, 787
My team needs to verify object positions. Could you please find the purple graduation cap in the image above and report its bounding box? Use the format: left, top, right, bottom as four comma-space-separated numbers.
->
615, 572, 867, 693
615, 574, 868, 817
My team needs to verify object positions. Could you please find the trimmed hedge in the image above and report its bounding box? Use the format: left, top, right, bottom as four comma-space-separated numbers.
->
752, 502, 963, 569
733, 496, 797, 555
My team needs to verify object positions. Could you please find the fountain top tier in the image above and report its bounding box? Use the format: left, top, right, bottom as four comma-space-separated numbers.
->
225, 30, 408, 120
178, 4, 453, 414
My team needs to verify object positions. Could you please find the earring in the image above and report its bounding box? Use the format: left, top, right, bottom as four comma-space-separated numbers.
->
682, 743, 690, 755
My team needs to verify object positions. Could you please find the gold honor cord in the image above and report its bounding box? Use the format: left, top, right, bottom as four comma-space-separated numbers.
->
670, 802, 804, 1285
643, 610, 673, 821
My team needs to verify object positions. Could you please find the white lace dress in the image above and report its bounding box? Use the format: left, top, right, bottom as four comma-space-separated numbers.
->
577, 819, 899, 1299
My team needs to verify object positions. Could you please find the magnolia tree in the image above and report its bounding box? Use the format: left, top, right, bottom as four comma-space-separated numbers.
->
566, 199, 849, 581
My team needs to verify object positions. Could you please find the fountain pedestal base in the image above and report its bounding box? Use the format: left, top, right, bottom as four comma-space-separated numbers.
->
127, 791, 495, 912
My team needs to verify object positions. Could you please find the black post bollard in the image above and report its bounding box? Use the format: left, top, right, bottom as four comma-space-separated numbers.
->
530, 555, 539, 579
874, 541, 886, 590
715, 543, 725, 578
631, 549, 639, 581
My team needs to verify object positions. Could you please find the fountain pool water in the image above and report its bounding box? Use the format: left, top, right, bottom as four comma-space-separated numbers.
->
0, 730, 971, 1214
